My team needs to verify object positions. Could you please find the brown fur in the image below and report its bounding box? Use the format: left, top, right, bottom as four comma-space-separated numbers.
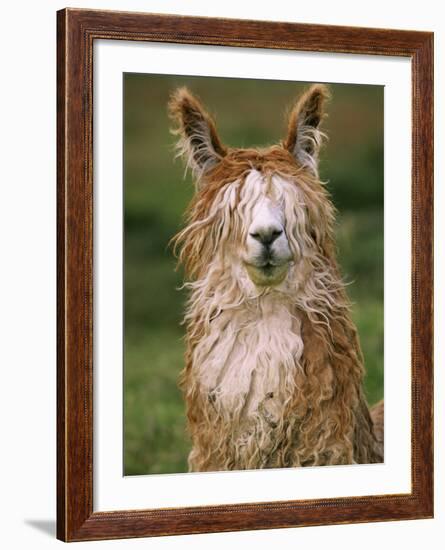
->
370, 400, 384, 456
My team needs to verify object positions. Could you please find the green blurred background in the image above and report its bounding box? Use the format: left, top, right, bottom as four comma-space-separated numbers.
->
124, 74, 384, 475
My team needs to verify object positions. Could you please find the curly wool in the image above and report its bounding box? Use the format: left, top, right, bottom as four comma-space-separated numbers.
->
172, 148, 383, 472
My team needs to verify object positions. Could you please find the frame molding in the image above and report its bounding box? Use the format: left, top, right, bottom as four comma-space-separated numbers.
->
57, 8, 433, 541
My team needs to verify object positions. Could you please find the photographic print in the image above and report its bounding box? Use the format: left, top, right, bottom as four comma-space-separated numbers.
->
123, 75, 384, 475
57, 9, 433, 540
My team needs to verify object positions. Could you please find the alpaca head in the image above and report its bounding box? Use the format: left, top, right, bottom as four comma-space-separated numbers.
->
169, 84, 335, 292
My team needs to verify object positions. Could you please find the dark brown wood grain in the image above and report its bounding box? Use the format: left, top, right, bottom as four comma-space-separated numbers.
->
57, 8, 434, 542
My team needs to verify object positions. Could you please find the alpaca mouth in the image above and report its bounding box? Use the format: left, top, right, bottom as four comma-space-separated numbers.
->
259, 262, 277, 273
244, 261, 289, 286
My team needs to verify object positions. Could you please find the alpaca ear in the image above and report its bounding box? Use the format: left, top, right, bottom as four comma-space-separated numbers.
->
168, 87, 227, 183
283, 84, 330, 176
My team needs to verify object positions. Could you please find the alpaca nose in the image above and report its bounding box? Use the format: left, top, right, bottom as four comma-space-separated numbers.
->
250, 228, 283, 246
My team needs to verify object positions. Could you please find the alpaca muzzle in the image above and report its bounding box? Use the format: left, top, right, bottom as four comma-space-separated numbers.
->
244, 259, 290, 286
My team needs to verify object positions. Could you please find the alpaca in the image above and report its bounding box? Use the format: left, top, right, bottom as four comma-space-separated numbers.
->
169, 84, 384, 472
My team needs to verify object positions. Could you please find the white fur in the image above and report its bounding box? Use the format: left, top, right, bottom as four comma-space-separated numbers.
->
244, 177, 293, 270
194, 294, 303, 458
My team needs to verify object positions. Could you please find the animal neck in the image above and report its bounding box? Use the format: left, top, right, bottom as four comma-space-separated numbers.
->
185, 255, 305, 402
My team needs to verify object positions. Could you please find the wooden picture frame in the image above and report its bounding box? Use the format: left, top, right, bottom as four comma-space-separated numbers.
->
57, 8, 433, 542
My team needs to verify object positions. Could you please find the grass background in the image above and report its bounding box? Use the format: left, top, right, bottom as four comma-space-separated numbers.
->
124, 74, 384, 475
